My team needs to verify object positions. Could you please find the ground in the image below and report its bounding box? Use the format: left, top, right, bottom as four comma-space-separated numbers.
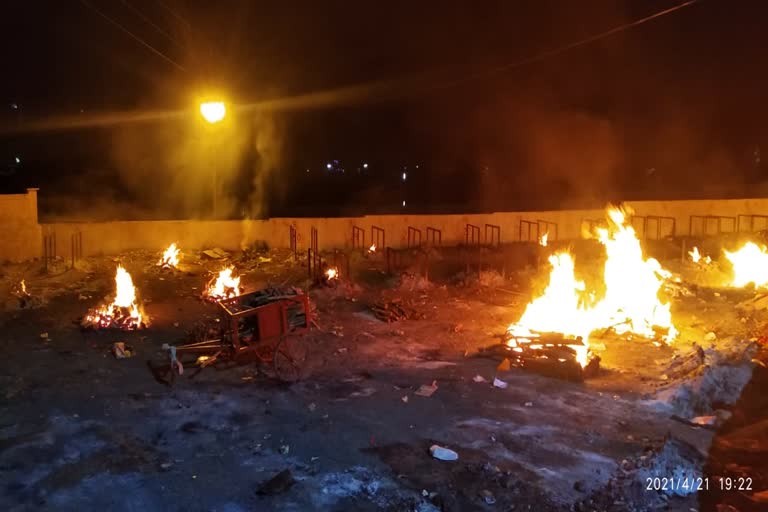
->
0, 246, 765, 512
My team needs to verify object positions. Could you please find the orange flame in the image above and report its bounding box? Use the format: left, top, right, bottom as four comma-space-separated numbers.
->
724, 242, 768, 287
539, 232, 548, 247
205, 267, 241, 301
83, 265, 144, 329
508, 206, 677, 366
325, 267, 339, 280
158, 243, 180, 268
368, 244, 377, 253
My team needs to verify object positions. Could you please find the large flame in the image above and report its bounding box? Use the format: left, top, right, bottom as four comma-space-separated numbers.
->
205, 267, 241, 301
724, 242, 768, 287
159, 243, 180, 268
508, 206, 677, 366
83, 265, 144, 329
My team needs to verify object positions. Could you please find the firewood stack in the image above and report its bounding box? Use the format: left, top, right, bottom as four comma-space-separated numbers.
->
480, 331, 600, 381
370, 300, 417, 322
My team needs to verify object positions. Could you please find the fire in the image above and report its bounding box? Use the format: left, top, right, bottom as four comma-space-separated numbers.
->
508, 206, 677, 366
539, 232, 548, 247
205, 267, 241, 301
368, 244, 377, 253
83, 265, 145, 329
688, 246, 711, 265
158, 243, 180, 268
325, 267, 339, 280
20, 279, 27, 295
724, 242, 768, 287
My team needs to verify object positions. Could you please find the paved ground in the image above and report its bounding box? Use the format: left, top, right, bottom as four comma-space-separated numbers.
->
0, 249, 764, 511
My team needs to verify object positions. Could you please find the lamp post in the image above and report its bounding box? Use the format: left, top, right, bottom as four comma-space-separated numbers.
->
200, 101, 226, 218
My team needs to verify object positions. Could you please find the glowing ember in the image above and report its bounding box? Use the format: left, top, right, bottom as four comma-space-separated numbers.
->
539, 232, 548, 247
158, 243, 180, 268
724, 242, 768, 287
82, 265, 145, 329
507, 205, 677, 366
205, 267, 241, 301
325, 267, 339, 280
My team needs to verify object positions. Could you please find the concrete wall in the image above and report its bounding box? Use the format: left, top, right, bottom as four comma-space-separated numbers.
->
30, 197, 768, 261
0, 189, 42, 262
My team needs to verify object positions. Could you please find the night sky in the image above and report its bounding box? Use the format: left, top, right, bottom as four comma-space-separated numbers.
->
0, 0, 766, 219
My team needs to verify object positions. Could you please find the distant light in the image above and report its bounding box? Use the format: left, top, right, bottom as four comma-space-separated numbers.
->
14, 156, 20, 164
402, 172, 407, 181
306, 169, 310, 173
415, 165, 419, 169
10, 103, 18, 110
363, 163, 368, 169
326, 163, 332, 170
402, 200, 406, 207
200, 101, 226, 123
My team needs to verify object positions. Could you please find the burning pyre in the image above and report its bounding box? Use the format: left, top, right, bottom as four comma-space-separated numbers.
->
82, 265, 146, 329
158, 243, 180, 269
204, 267, 242, 301
507, 205, 677, 369
724, 242, 768, 288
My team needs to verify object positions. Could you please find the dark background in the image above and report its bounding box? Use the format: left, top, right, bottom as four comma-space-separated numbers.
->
0, 0, 766, 220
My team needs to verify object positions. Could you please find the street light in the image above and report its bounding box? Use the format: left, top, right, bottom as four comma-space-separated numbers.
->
200, 101, 226, 124
199, 101, 226, 218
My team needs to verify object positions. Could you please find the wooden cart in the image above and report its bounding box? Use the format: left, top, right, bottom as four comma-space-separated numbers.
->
171, 288, 311, 381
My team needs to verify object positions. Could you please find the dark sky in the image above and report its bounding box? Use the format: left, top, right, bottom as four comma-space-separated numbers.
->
1, 0, 767, 217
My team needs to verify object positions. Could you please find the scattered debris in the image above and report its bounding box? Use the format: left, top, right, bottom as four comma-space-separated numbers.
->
256, 469, 295, 496
492, 377, 508, 389
112, 341, 133, 359
279, 444, 290, 455
202, 248, 230, 260
472, 375, 487, 383
479, 489, 496, 505
414, 380, 438, 397
398, 273, 431, 291
429, 444, 458, 461
477, 270, 506, 288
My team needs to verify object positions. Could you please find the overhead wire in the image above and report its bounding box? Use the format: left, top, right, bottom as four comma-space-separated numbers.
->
120, 0, 185, 49
78, 0, 186, 72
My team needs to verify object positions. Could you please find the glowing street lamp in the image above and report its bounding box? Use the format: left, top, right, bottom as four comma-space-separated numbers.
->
200, 101, 226, 124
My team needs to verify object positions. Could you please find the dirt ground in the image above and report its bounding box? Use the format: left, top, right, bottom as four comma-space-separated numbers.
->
0, 247, 765, 512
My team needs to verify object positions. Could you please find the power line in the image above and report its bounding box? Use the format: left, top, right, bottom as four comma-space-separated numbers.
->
121, 0, 184, 49
436, 0, 701, 90
79, 0, 186, 72
154, 0, 191, 29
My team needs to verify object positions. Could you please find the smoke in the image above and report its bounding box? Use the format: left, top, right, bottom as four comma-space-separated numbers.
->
107, 110, 284, 220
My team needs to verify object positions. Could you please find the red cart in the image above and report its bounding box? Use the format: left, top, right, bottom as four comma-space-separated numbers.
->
170, 288, 311, 381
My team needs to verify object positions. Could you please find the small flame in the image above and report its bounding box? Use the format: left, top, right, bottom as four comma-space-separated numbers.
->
688, 246, 711, 264
325, 267, 339, 280
539, 232, 548, 247
83, 265, 145, 329
368, 244, 377, 253
724, 242, 768, 287
20, 279, 27, 295
205, 267, 241, 301
159, 243, 180, 268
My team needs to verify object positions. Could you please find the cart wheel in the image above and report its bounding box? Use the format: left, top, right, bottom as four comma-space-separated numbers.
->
273, 336, 309, 382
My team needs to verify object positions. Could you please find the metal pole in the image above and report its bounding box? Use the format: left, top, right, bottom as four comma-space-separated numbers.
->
212, 167, 217, 219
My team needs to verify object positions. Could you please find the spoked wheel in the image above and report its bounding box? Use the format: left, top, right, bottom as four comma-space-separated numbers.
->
273, 335, 309, 382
